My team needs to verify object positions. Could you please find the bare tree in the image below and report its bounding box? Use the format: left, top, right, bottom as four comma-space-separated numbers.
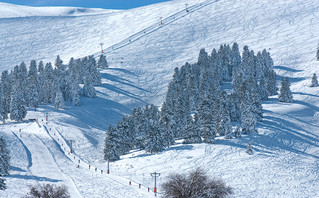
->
25, 184, 70, 198
161, 168, 233, 198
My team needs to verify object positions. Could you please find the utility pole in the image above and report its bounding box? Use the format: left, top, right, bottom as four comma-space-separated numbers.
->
69, 140, 75, 153
150, 172, 161, 196
100, 43, 104, 54
45, 112, 49, 121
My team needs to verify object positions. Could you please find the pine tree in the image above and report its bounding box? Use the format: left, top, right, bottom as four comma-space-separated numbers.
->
233, 125, 241, 138
68, 58, 80, 106
82, 76, 96, 98
217, 91, 232, 138
279, 77, 293, 103
0, 178, 5, 190
159, 102, 175, 148
104, 125, 120, 162
10, 69, 27, 122
0, 136, 10, 176
183, 113, 202, 144
0, 71, 11, 122
239, 80, 258, 134
267, 70, 278, 96
28, 60, 39, 108
43, 62, 55, 104
258, 75, 269, 100
310, 73, 319, 87
37, 61, 45, 104
88, 55, 102, 86
317, 43, 319, 61
54, 87, 64, 110
98, 54, 108, 68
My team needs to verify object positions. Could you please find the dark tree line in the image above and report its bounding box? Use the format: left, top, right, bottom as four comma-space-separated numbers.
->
0, 136, 10, 190
0, 54, 107, 122
104, 43, 278, 161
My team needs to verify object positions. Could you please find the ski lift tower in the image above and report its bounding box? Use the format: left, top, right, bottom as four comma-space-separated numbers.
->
100, 43, 104, 54
69, 140, 75, 153
150, 172, 161, 196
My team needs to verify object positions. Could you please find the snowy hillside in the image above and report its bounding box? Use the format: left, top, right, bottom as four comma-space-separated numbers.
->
0, 2, 118, 18
1, 0, 319, 197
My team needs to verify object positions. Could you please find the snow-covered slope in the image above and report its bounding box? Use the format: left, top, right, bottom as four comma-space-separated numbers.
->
1, 0, 319, 197
0, 2, 117, 18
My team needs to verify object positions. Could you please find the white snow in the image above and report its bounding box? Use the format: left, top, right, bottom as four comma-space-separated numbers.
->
1, 0, 319, 197
0, 2, 118, 18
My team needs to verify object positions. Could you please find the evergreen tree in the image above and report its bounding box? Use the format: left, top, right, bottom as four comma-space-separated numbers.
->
68, 58, 80, 106
10, 68, 27, 122
0, 136, 10, 176
217, 91, 232, 138
183, 113, 202, 144
231, 42, 241, 70
233, 125, 241, 138
98, 54, 108, 68
0, 71, 11, 122
159, 102, 175, 148
104, 125, 120, 161
37, 61, 45, 104
88, 55, 102, 86
310, 73, 319, 87
317, 43, 319, 61
279, 77, 293, 103
82, 76, 96, 98
54, 87, 64, 110
239, 80, 258, 134
145, 106, 165, 153
43, 62, 55, 104
116, 115, 135, 155
0, 177, 5, 190
28, 60, 39, 108
258, 75, 269, 100
267, 70, 278, 96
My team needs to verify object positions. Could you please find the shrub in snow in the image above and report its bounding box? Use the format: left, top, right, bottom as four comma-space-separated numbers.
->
310, 73, 318, 87
25, 184, 70, 198
161, 168, 233, 198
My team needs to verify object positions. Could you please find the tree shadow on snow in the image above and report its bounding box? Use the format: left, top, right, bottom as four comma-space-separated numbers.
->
274, 66, 303, 72
5, 174, 62, 182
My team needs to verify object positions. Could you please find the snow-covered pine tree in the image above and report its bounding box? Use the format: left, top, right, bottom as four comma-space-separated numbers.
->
217, 91, 232, 138
54, 87, 64, 110
116, 115, 135, 155
145, 105, 165, 153
279, 77, 293, 103
82, 75, 96, 98
231, 42, 241, 71
0, 178, 5, 190
68, 58, 80, 106
159, 102, 175, 148
228, 93, 241, 122
27, 60, 39, 108
258, 75, 269, 100
310, 73, 319, 87
88, 55, 102, 86
183, 113, 202, 144
98, 54, 108, 69
43, 62, 55, 104
37, 61, 45, 104
218, 44, 232, 81
0, 71, 11, 122
104, 125, 120, 162
239, 80, 258, 134
267, 70, 278, 96
233, 124, 241, 138
0, 136, 10, 176
10, 66, 27, 122
18, 62, 28, 106
317, 43, 319, 61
